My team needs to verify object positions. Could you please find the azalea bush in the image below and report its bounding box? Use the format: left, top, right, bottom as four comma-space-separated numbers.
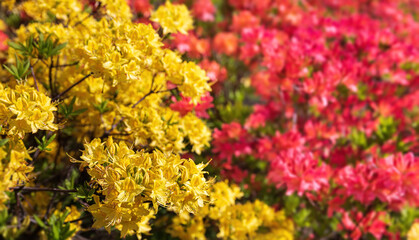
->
0, 0, 417, 239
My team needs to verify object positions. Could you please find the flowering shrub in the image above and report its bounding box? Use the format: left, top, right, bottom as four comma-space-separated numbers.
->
0, 0, 418, 239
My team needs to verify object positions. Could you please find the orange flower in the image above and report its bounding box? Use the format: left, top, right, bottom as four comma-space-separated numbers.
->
213, 32, 238, 56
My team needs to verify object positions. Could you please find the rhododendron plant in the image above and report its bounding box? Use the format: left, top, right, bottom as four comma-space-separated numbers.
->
0, 0, 418, 239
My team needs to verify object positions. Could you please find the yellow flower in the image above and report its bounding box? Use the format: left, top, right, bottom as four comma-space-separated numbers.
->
0, 84, 57, 138
179, 62, 211, 104
80, 137, 212, 238
168, 181, 294, 240
408, 222, 419, 240
0, 0, 15, 10
151, 2, 194, 35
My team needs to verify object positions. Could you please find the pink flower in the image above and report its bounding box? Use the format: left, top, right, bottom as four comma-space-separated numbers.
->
192, 0, 216, 22
374, 152, 419, 209
335, 163, 378, 205
340, 211, 387, 240
268, 149, 329, 196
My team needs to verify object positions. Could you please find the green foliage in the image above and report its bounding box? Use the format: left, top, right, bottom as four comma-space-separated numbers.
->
58, 97, 87, 119
8, 35, 34, 57
35, 133, 56, 151
3, 54, 30, 80
75, 182, 95, 202
8, 32, 67, 60
93, 100, 110, 114
375, 116, 397, 143
388, 207, 419, 235
62, 169, 80, 191
34, 210, 76, 240
33, 31, 67, 60
349, 128, 369, 149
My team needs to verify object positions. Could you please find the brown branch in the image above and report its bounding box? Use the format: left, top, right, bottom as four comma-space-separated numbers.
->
52, 61, 79, 68
64, 215, 90, 224
73, 2, 102, 27
15, 190, 23, 228
10, 187, 77, 193
44, 192, 57, 220
53, 73, 92, 101
31, 66, 39, 91
132, 90, 155, 108
49, 57, 54, 96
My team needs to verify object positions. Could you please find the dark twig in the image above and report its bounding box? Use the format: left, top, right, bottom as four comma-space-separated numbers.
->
52, 61, 79, 68
53, 73, 92, 101
31, 66, 39, 91
73, 2, 102, 27
10, 187, 77, 193
14, 188, 23, 228
44, 192, 57, 220
64, 215, 90, 224
132, 90, 155, 108
49, 57, 54, 96
77, 198, 90, 209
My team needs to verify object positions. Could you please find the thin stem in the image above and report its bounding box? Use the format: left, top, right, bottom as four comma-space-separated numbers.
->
52, 61, 79, 68
132, 77, 155, 108
31, 66, 39, 91
53, 73, 92, 101
44, 192, 57, 220
10, 187, 77, 193
77, 198, 90, 209
49, 57, 54, 96
73, 2, 101, 27
31, 149, 41, 165
15, 190, 22, 228
64, 215, 90, 224
132, 90, 155, 108
54, 56, 59, 91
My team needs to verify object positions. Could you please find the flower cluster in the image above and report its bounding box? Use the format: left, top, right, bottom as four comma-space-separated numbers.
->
151, 1, 194, 35
78, 137, 212, 237
1, 0, 416, 239
168, 0, 419, 238
0, 139, 32, 209
0, 84, 57, 138
168, 181, 294, 240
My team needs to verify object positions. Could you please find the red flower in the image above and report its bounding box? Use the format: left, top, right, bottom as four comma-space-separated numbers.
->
268, 149, 329, 196
170, 93, 214, 119
129, 0, 152, 16
0, 31, 8, 52
212, 122, 253, 162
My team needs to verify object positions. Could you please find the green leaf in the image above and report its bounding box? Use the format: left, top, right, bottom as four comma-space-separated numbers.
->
70, 108, 87, 116
34, 136, 42, 146
0, 138, 9, 147
33, 215, 46, 228
8, 41, 25, 51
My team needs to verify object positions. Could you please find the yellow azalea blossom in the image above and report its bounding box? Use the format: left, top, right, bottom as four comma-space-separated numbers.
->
0, 139, 32, 209
0, 0, 15, 10
1, 0, 215, 238
0, 84, 57, 138
168, 181, 294, 240
151, 1, 194, 35
7, 0, 210, 153
77, 137, 212, 237
409, 222, 419, 240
